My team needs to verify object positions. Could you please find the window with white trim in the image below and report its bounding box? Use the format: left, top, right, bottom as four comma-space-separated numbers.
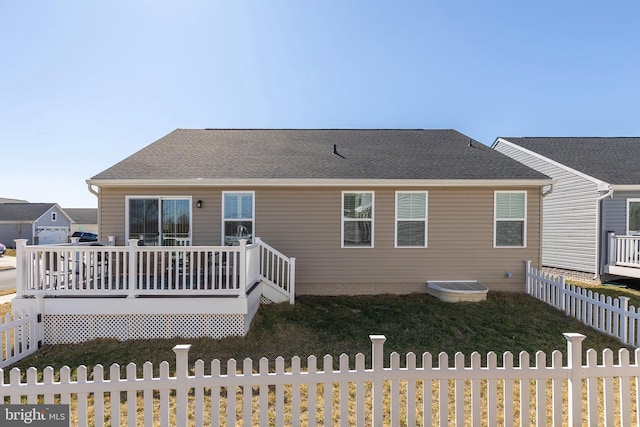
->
396, 191, 427, 247
628, 199, 640, 236
51, 212, 57, 222
342, 192, 373, 247
223, 192, 254, 245
127, 197, 191, 246
494, 191, 526, 247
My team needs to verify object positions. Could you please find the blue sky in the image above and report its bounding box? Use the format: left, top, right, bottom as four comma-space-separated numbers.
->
2, 1, 639, 207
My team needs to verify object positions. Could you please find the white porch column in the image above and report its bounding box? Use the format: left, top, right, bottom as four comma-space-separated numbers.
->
238, 239, 247, 298
607, 232, 616, 266
289, 257, 296, 305
127, 239, 139, 299
14, 239, 28, 299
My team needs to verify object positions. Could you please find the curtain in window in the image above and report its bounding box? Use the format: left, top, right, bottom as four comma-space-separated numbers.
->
343, 193, 372, 246
495, 192, 525, 246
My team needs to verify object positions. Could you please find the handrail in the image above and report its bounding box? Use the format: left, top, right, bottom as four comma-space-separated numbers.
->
15, 238, 296, 303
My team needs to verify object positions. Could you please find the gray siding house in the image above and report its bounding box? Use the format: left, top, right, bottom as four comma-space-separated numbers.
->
0, 203, 73, 246
493, 137, 640, 280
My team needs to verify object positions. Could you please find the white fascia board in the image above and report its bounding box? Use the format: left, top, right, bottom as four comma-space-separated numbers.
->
494, 138, 610, 189
87, 178, 553, 188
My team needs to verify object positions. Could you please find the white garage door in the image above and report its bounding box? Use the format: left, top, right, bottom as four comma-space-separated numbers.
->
37, 227, 69, 245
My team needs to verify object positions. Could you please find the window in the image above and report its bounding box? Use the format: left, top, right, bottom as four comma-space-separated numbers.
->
396, 192, 427, 247
223, 192, 254, 245
342, 192, 373, 247
628, 199, 640, 236
494, 191, 526, 247
51, 212, 57, 222
127, 197, 191, 245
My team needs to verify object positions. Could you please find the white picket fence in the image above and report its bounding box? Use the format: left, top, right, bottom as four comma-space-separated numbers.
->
0, 309, 42, 368
526, 260, 640, 347
1, 333, 640, 426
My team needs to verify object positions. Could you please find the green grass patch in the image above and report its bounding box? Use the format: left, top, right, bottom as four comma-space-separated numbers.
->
6, 292, 631, 377
568, 281, 640, 308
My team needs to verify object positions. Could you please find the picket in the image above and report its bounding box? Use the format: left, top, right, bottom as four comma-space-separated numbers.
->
1, 333, 640, 426
526, 260, 640, 347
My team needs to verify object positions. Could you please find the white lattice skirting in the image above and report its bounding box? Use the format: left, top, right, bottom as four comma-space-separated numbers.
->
43, 313, 248, 344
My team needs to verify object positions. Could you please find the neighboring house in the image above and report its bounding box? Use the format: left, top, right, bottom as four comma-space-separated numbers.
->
88, 129, 551, 295
66, 208, 98, 234
0, 203, 73, 246
493, 137, 640, 281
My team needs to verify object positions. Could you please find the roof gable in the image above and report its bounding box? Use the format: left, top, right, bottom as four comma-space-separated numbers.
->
91, 129, 549, 182
497, 137, 640, 185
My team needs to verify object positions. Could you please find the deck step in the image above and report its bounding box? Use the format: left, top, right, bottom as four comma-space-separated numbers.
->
260, 281, 290, 303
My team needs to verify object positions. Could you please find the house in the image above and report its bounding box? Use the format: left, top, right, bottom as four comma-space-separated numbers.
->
13, 129, 551, 343
493, 137, 640, 281
0, 203, 73, 246
88, 129, 551, 294
65, 208, 98, 234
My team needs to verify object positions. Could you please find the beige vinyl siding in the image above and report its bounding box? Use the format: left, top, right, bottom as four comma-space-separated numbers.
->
98, 186, 541, 294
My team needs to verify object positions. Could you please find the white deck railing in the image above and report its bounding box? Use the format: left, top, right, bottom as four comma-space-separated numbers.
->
607, 232, 640, 268
15, 238, 294, 302
1, 333, 638, 426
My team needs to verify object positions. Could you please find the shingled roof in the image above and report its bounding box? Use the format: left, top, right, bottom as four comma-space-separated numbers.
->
0, 203, 58, 222
498, 137, 640, 185
91, 129, 549, 182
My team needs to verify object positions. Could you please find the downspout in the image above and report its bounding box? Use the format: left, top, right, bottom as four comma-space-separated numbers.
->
594, 186, 614, 279
87, 183, 100, 239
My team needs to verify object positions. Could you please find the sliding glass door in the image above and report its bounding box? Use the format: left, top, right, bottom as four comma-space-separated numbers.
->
127, 197, 191, 245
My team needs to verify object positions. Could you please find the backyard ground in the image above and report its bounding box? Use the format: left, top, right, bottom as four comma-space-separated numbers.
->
3, 291, 633, 376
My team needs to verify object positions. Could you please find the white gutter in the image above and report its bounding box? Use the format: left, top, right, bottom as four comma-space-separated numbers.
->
87, 183, 99, 197
595, 186, 614, 279
86, 178, 554, 188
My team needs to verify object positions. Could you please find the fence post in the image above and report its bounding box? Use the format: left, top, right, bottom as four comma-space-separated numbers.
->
525, 260, 531, 294
619, 296, 630, 345
370, 334, 386, 427
607, 232, 616, 266
239, 239, 247, 298
289, 257, 296, 305
14, 239, 28, 299
564, 332, 586, 427
127, 239, 139, 299
173, 344, 191, 427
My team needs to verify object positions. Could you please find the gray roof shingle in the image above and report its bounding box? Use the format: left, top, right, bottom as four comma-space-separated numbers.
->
64, 208, 97, 224
499, 137, 640, 185
0, 203, 57, 222
92, 129, 549, 182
